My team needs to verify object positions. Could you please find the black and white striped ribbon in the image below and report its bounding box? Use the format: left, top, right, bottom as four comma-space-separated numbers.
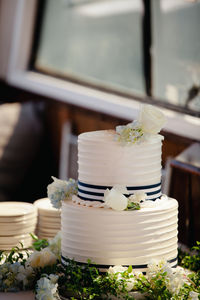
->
61, 255, 177, 273
78, 181, 162, 202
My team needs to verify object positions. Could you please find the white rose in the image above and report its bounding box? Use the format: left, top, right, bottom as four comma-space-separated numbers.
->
139, 104, 166, 134
104, 186, 128, 211
28, 248, 57, 268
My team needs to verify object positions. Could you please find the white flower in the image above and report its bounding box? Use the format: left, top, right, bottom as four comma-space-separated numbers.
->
139, 104, 166, 134
125, 277, 136, 292
9, 262, 21, 274
116, 120, 143, 145
108, 265, 137, 292
159, 265, 186, 295
189, 291, 200, 300
28, 248, 57, 268
147, 259, 186, 295
108, 265, 128, 275
146, 259, 163, 280
49, 274, 59, 284
103, 186, 128, 211
36, 276, 59, 300
47, 176, 78, 209
48, 231, 61, 259
128, 192, 147, 204
16, 264, 34, 287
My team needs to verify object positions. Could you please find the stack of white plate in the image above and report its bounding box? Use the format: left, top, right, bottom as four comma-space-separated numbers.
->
0, 202, 37, 250
34, 198, 61, 239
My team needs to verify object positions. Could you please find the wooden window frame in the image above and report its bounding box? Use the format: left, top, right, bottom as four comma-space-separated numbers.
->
0, 0, 200, 140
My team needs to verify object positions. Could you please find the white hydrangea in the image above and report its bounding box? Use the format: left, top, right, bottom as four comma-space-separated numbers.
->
189, 291, 200, 300
116, 120, 143, 145
48, 231, 61, 259
165, 267, 186, 295
146, 259, 164, 280
128, 192, 147, 204
123, 277, 136, 292
139, 104, 166, 134
47, 176, 78, 209
108, 265, 138, 292
0, 261, 34, 292
103, 186, 128, 211
28, 247, 57, 268
49, 274, 59, 284
147, 259, 186, 296
9, 261, 21, 274
108, 265, 128, 275
35, 276, 59, 300
16, 264, 34, 287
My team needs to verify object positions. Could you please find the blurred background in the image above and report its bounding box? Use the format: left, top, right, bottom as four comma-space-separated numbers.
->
0, 0, 199, 246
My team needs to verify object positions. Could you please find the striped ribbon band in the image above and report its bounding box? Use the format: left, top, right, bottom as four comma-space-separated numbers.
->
61, 255, 177, 273
78, 181, 162, 202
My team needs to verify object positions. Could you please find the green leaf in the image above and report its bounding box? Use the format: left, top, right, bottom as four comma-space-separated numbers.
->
30, 233, 38, 241
127, 265, 132, 273
126, 202, 141, 211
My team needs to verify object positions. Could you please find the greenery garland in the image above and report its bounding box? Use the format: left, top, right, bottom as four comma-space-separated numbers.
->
0, 237, 199, 300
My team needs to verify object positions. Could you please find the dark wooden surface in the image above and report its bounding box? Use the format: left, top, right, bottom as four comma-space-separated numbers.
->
169, 143, 200, 246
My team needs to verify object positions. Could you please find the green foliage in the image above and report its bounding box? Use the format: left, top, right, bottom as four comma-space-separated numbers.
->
0, 243, 29, 265
1, 241, 200, 299
134, 271, 173, 300
179, 241, 200, 272
126, 202, 141, 211
30, 233, 49, 251
58, 259, 132, 300
57, 251, 200, 300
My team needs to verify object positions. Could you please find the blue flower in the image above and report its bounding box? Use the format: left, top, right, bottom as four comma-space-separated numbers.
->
47, 177, 78, 209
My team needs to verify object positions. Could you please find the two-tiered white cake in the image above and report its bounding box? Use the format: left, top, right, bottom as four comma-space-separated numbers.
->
61, 105, 178, 272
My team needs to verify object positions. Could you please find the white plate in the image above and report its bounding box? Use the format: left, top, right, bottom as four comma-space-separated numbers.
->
37, 232, 56, 239
0, 233, 33, 244
39, 215, 60, 223
38, 220, 60, 228
38, 227, 59, 234
38, 210, 61, 217
0, 238, 33, 250
0, 202, 37, 217
0, 219, 37, 230
34, 198, 61, 217
0, 225, 36, 236
0, 212, 37, 223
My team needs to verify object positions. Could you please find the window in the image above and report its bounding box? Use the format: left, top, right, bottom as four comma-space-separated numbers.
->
2, 0, 200, 139
152, 0, 200, 113
31, 0, 200, 116
33, 0, 145, 97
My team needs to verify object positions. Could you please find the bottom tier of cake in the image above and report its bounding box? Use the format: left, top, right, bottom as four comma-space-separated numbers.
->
61, 197, 178, 272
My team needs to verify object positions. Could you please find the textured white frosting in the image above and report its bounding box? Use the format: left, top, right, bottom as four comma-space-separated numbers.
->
61, 197, 178, 272
78, 130, 163, 186
61, 129, 178, 272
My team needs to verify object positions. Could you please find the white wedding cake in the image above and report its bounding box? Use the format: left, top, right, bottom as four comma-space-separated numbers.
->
60, 105, 178, 272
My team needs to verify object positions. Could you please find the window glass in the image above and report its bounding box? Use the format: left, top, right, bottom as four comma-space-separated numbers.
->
152, 0, 200, 113
34, 0, 145, 96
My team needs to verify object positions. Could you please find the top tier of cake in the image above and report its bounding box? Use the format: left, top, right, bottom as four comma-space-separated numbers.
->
78, 130, 163, 202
